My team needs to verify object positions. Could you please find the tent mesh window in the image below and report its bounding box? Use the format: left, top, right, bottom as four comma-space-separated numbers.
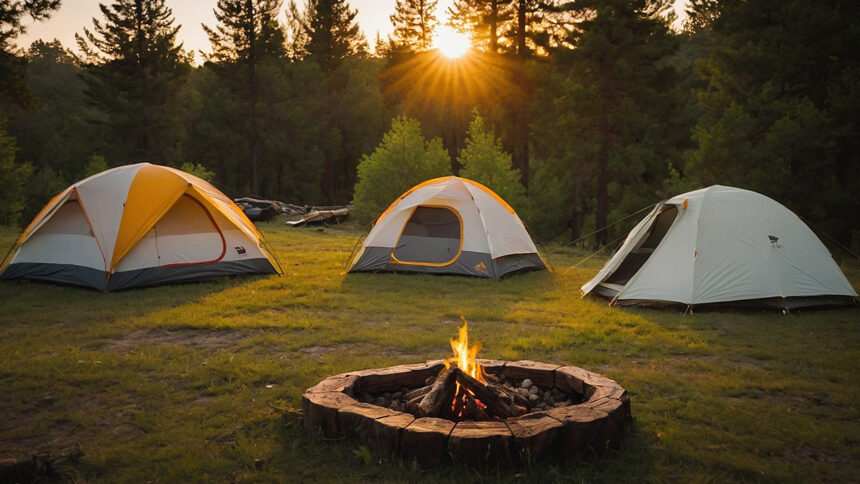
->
606, 205, 678, 285
393, 206, 461, 265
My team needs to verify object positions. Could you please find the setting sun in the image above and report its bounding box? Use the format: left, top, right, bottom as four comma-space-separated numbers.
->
434, 26, 470, 58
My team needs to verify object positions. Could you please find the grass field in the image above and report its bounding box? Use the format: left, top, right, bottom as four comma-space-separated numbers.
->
0, 222, 858, 482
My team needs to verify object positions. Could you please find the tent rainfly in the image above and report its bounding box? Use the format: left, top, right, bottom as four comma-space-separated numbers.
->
581, 185, 857, 309
0, 163, 281, 291
348, 176, 545, 280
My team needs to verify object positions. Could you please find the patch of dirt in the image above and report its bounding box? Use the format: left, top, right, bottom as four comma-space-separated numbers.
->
102, 329, 248, 352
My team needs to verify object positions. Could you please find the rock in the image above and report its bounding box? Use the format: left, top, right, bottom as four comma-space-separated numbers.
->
392, 391, 403, 401
529, 393, 540, 403
521, 379, 533, 390
375, 397, 387, 407
528, 386, 539, 396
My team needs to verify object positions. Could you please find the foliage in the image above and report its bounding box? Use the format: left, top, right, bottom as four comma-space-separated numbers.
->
390, 0, 439, 52
687, 0, 860, 243
287, 0, 367, 70
0, 0, 60, 106
531, 0, 681, 246
352, 117, 450, 222
75, 0, 192, 165
0, 121, 31, 226
179, 162, 215, 182
458, 111, 529, 215
202, 0, 287, 194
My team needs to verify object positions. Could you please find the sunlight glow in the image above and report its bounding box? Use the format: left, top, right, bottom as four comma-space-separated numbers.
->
434, 26, 470, 58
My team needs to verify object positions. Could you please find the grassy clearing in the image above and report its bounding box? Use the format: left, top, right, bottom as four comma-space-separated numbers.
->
0, 222, 858, 482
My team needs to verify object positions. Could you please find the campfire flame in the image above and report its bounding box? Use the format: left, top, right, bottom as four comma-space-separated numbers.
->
444, 318, 484, 382
443, 318, 489, 418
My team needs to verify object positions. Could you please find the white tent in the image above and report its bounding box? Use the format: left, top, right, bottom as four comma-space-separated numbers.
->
349, 176, 545, 279
1, 163, 280, 291
581, 185, 857, 309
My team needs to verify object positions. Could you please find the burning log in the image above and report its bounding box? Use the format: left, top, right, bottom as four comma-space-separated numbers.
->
417, 367, 458, 417
455, 369, 527, 418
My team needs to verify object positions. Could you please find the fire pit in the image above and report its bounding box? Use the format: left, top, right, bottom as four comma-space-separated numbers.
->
302, 323, 631, 468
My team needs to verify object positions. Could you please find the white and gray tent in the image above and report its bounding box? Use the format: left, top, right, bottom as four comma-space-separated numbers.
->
581, 185, 857, 309
348, 176, 545, 279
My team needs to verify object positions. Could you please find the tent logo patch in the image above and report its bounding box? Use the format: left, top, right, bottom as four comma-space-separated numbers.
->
474, 262, 488, 272
235, 246, 246, 255
768, 235, 781, 248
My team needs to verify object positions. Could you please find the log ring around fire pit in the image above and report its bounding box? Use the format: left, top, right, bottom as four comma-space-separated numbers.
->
302, 360, 631, 469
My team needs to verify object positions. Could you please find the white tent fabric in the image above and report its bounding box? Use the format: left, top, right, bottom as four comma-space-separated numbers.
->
582, 186, 857, 309
349, 176, 545, 280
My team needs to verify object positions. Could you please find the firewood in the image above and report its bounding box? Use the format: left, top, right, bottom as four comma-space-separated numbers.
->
513, 392, 531, 409
417, 367, 458, 417
403, 385, 432, 401
455, 369, 527, 418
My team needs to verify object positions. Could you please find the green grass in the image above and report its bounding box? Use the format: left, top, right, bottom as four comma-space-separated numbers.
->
0, 222, 858, 482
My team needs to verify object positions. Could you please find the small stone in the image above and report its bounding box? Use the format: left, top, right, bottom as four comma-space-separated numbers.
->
521, 378, 533, 390
543, 390, 552, 401
528, 386, 539, 396
529, 393, 540, 403
392, 392, 403, 401
565, 399, 573, 406
389, 401, 399, 410
362, 392, 373, 403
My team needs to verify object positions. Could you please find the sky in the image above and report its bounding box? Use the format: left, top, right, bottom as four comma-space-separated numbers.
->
16, 0, 455, 63
16, 0, 685, 63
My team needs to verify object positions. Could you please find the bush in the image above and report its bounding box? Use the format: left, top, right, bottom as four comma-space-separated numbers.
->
457, 111, 530, 217
352, 117, 450, 223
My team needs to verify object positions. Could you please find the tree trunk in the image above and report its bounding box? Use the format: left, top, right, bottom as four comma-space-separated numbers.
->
489, 0, 498, 53
594, 126, 610, 250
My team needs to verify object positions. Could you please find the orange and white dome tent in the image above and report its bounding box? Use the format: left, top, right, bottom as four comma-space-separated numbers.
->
348, 176, 545, 280
0, 163, 281, 291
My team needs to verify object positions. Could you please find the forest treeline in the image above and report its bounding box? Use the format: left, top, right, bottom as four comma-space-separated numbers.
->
1, 0, 857, 251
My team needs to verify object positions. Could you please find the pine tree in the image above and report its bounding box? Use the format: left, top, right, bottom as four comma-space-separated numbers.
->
288, 0, 366, 72
75, 0, 191, 164
534, 0, 680, 247
688, 0, 860, 245
203, 0, 286, 194
0, 0, 60, 107
390, 0, 439, 52
447, 0, 509, 53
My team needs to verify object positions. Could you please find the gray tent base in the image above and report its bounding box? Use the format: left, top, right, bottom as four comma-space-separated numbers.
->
349, 246, 545, 280
586, 286, 857, 311
1, 259, 277, 292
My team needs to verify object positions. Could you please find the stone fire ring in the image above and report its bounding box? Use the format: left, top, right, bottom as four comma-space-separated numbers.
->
302, 360, 632, 469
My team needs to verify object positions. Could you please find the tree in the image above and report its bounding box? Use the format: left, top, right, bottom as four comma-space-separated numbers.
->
288, 0, 366, 71
203, 0, 286, 194
0, 0, 60, 107
76, 0, 191, 164
532, 0, 681, 247
0, 120, 32, 226
288, 0, 383, 204
352, 117, 450, 222
458, 111, 528, 213
390, 0, 439, 52
688, 0, 860, 246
